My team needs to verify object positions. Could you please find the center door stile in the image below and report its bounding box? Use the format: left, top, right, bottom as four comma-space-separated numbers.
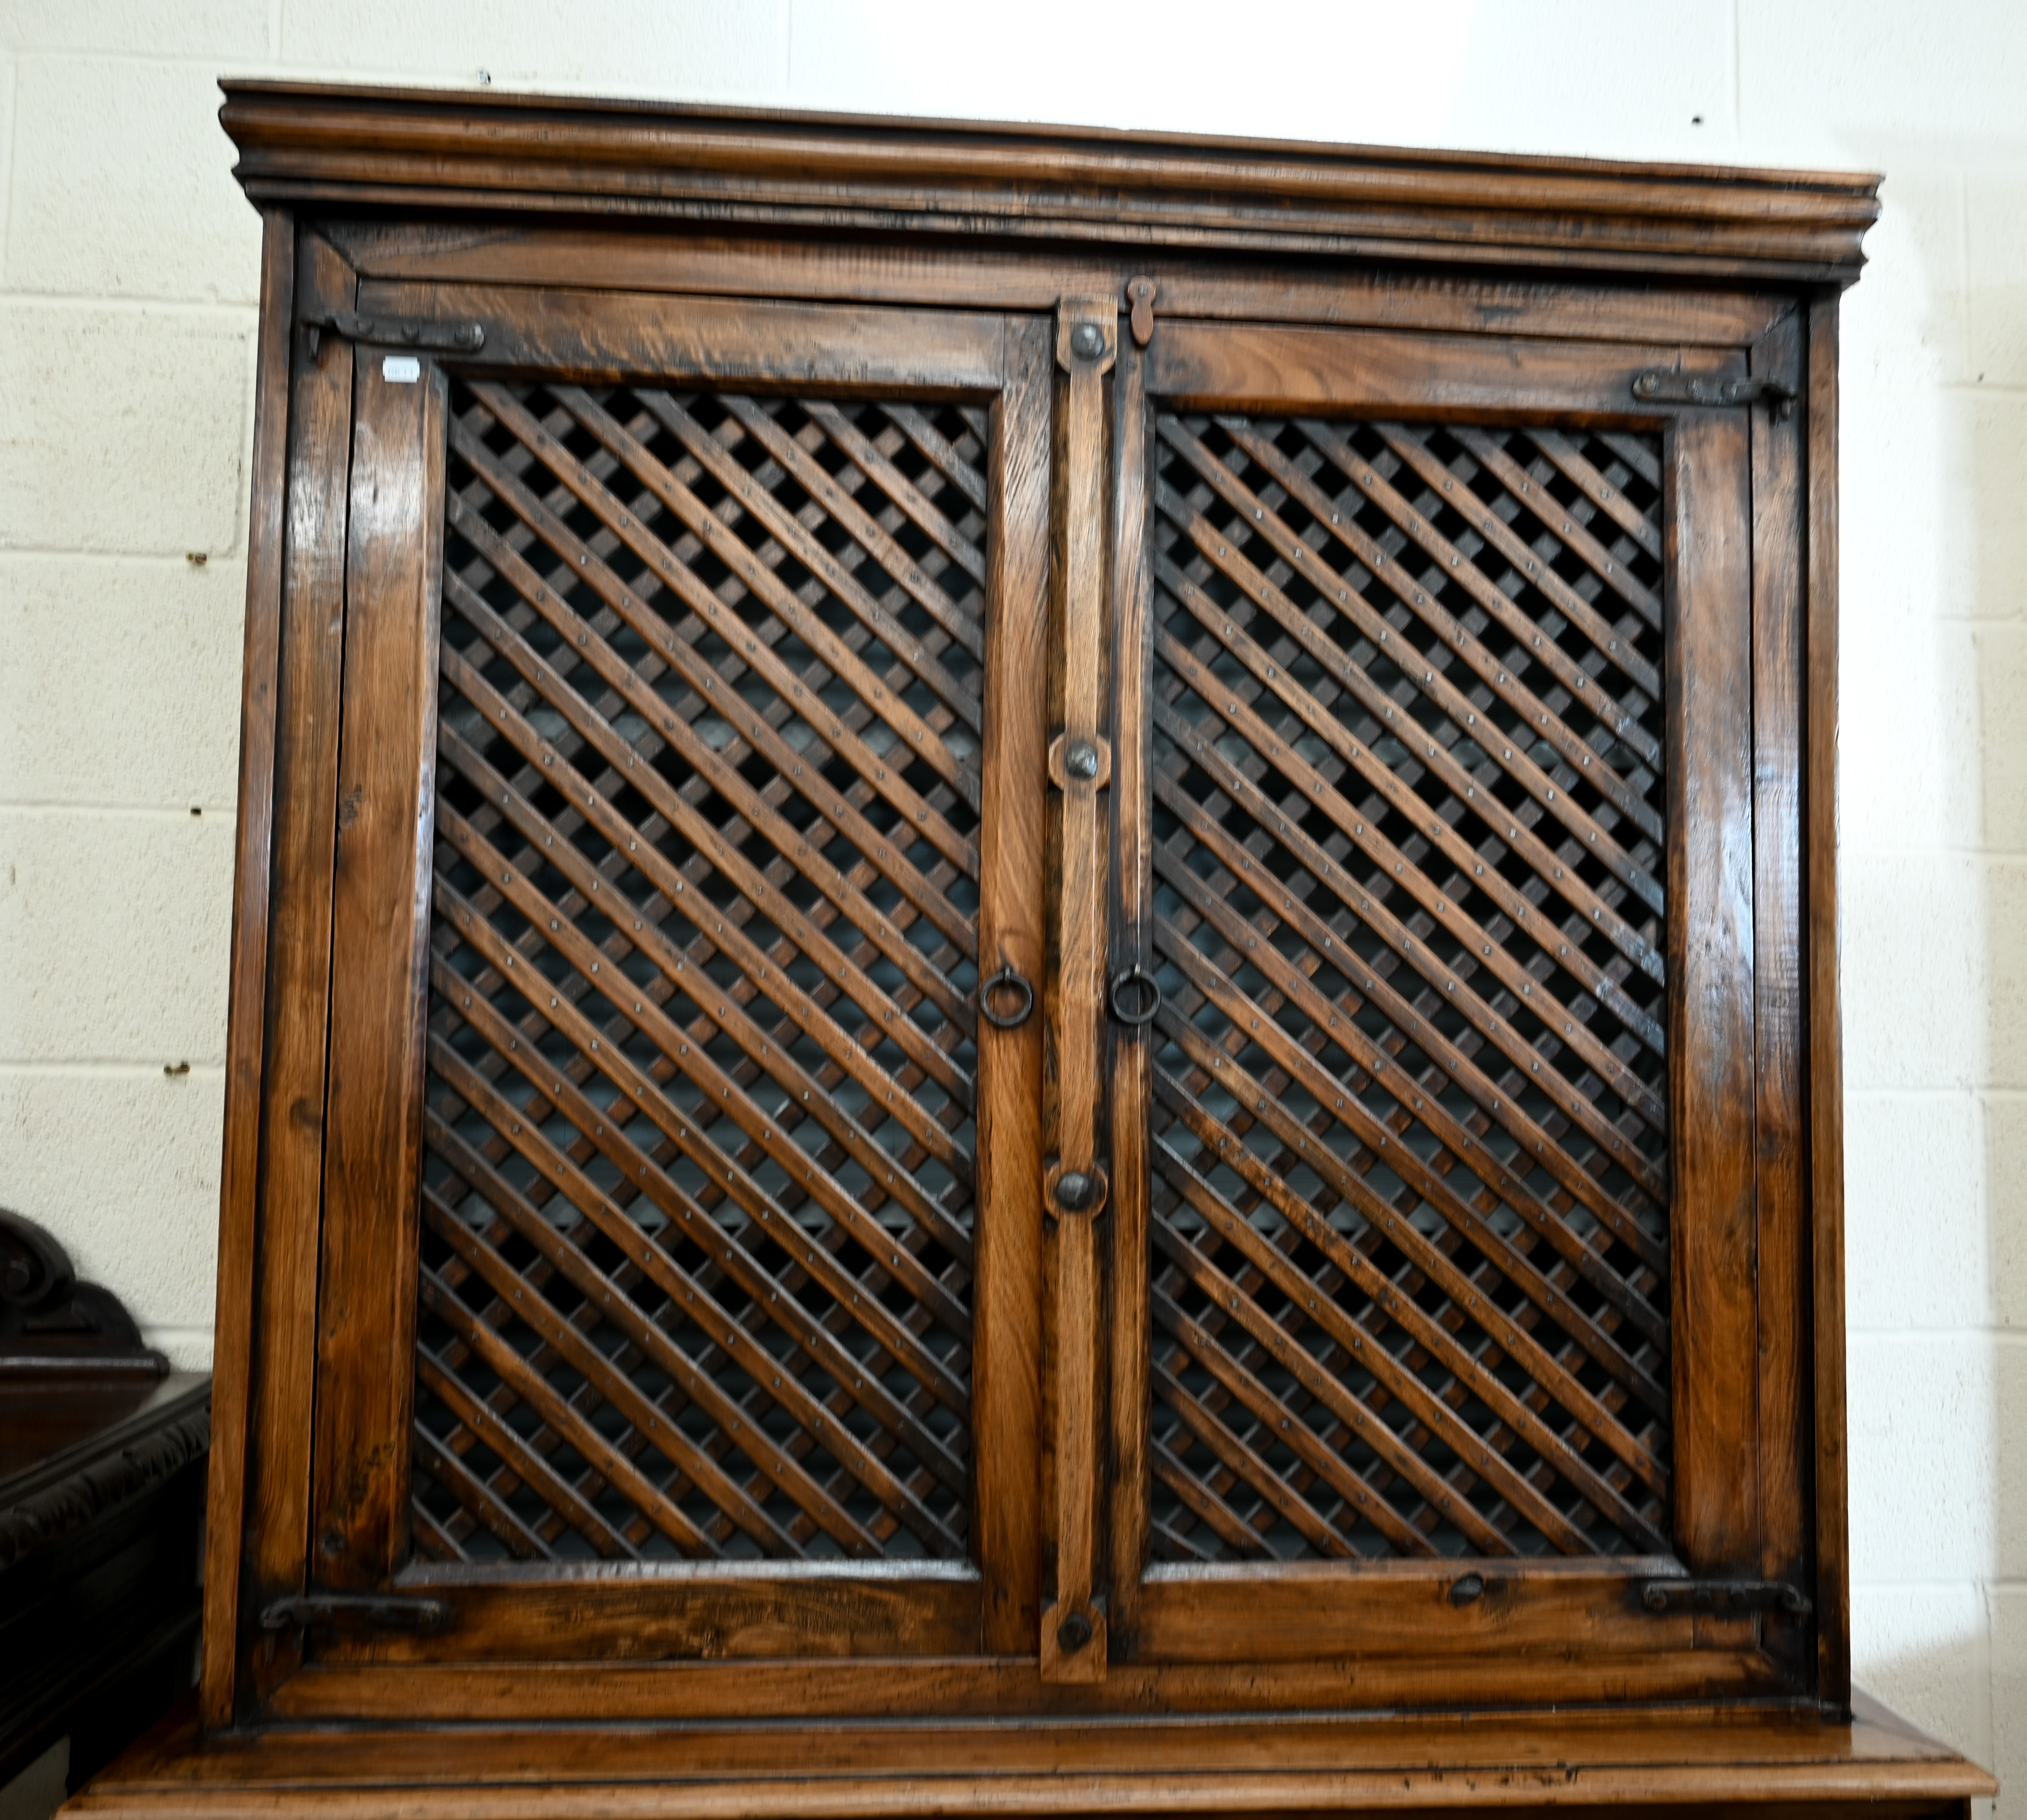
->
1104, 314, 1158, 1651
1037, 298, 1119, 1684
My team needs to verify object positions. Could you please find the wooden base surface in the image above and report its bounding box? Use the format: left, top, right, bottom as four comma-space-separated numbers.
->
65, 1689, 1993, 1820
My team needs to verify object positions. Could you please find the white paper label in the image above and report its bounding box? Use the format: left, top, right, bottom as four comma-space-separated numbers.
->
382, 354, 422, 383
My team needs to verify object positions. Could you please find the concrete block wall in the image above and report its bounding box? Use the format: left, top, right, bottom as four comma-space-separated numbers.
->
0, 0, 2018, 1796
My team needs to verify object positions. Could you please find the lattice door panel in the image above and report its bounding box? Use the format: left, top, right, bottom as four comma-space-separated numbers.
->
1144, 411, 1671, 1563
413, 377, 988, 1563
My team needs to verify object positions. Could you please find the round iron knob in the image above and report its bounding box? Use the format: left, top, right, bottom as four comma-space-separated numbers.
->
1065, 739, 1100, 780
1070, 323, 1105, 359
1056, 1171, 1095, 1212
1057, 1611, 1094, 1652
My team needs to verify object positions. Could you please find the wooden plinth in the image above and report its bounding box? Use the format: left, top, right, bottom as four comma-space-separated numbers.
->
67, 1690, 1993, 1820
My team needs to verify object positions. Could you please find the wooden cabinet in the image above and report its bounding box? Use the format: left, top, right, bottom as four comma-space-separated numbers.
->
2, 1210, 210, 1799
68, 81, 1999, 1820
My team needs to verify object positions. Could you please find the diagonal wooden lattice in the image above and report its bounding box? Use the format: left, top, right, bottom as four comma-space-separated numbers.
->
412, 379, 987, 1563
1146, 412, 1670, 1562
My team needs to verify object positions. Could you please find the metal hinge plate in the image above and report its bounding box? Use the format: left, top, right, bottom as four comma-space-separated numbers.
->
304, 310, 485, 359
260, 1592, 452, 1634
1631, 369, 1797, 418
1638, 1577, 1812, 1617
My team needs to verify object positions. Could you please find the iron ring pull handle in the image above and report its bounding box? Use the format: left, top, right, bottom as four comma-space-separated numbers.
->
1108, 963, 1162, 1028
978, 963, 1035, 1030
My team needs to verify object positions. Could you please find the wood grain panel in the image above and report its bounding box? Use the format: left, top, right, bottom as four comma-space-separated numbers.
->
312, 356, 447, 1585
236, 231, 356, 1713
266, 1645, 1779, 1723
1749, 310, 1811, 1685
1666, 411, 1759, 1577
1039, 301, 1115, 1683
1148, 322, 1742, 419
312, 1571, 980, 1662
358, 283, 1009, 395
1806, 295, 1851, 1708
972, 318, 1052, 1655
329, 224, 1798, 349
1105, 330, 1156, 1636
201, 203, 295, 1727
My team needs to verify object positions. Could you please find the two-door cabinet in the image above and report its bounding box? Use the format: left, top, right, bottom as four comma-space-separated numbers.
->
66, 82, 1997, 1820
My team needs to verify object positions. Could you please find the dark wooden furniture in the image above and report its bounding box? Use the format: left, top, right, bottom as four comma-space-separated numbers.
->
1, 1209, 210, 1800
70, 82, 1995, 1818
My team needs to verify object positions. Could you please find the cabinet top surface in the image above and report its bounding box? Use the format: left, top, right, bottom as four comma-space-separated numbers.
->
218, 79, 1879, 286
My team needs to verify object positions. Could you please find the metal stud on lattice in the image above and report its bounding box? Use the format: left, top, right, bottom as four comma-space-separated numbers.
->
1144, 413, 1672, 1563
411, 381, 989, 1563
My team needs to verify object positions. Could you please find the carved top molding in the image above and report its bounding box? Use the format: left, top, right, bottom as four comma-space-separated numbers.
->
219, 81, 1880, 286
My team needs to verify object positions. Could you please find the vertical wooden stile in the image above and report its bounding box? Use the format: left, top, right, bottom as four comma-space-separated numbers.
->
974, 319, 1055, 1655
1040, 299, 1116, 1682
237, 232, 357, 1712
1806, 295, 1852, 1709
311, 357, 448, 1584
1667, 411, 1761, 1582
1750, 311, 1811, 1681
1105, 325, 1155, 1641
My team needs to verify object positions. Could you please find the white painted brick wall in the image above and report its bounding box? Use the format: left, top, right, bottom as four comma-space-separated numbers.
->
0, 0, 2018, 1801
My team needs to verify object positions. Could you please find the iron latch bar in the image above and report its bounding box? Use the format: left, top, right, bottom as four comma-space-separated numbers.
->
1638, 1578, 1811, 1617
260, 1592, 452, 1634
304, 310, 485, 358
1631, 369, 1796, 418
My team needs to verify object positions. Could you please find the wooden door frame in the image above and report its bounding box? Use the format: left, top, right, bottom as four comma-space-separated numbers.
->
1090, 318, 1811, 1704
220, 277, 1060, 1713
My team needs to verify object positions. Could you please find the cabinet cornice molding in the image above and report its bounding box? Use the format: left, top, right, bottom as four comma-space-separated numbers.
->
218, 80, 1879, 285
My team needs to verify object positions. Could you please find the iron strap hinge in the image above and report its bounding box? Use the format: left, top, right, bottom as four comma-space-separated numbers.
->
304, 310, 486, 358
1638, 1578, 1812, 1617
259, 1592, 452, 1634
1631, 369, 1797, 418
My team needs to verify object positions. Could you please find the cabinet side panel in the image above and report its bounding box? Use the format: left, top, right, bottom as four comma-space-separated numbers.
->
202, 204, 295, 1729
1750, 309, 1811, 1688
1807, 294, 1851, 1709
237, 231, 358, 1713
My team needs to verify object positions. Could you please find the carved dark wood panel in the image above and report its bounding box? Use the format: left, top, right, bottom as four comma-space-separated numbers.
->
411, 379, 988, 1562
1143, 412, 1671, 1561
